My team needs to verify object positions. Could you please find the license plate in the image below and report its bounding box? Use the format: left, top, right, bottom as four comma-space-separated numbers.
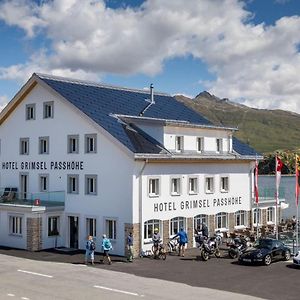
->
243, 259, 251, 262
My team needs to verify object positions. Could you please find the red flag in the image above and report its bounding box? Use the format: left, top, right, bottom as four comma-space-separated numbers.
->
254, 159, 259, 203
296, 155, 299, 206
275, 156, 283, 204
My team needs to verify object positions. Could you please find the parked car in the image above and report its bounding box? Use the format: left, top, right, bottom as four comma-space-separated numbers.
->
238, 238, 291, 266
293, 251, 300, 267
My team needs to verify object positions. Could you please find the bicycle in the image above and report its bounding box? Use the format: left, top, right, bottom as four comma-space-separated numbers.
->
151, 243, 167, 260
166, 238, 179, 255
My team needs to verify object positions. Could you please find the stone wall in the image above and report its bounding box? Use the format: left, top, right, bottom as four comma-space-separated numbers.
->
187, 217, 193, 248
27, 217, 42, 251
124, 223, 140, 258
208, 215, 215, 236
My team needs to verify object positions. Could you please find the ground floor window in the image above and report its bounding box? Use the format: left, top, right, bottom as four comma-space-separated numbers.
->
86, 218, 96, 238
105, 219, 116, 240
253, 208, 261, 225
170, 217, 186, 236
144, 219, 160, 240
267, 207, 275, 223
48, 216, 60, 236
215, 212, 228, 230
194, 214, 208, 232
9, 215, 22, 236
235, 210, 246, 227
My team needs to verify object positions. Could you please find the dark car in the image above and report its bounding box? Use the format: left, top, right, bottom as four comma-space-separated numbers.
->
238, 238, 291, 266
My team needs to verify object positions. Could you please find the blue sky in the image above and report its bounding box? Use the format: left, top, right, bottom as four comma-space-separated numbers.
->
0, 0, 300, 113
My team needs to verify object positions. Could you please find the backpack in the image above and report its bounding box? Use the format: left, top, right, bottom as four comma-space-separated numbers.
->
104, 239, 111, 249
90, 241, 96, 251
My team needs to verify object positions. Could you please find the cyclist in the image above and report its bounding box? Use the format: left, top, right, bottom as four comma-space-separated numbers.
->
152, 228, 162, 258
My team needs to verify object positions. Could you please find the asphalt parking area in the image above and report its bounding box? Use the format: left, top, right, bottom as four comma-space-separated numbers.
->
0, 246, 299, 300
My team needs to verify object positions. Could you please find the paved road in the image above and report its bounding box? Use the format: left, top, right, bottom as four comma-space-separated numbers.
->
0, 247, 299, 300
0, 253, 263, 300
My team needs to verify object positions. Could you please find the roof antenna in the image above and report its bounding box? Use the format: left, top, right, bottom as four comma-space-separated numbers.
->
139, 83, 155, 116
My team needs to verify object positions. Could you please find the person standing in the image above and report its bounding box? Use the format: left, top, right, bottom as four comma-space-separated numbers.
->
127, 232, 134, 262
201, 222, 209, 238
85, 235, 95, 265
101, 234, 112, 265
173, 227, 188, 257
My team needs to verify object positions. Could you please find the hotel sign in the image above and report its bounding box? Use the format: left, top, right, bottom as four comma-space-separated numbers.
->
1, 161, 84, 170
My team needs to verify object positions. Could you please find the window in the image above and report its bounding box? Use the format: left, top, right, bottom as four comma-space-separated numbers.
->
86, 218, 97, 237
205, 177, 214, 193
105, 219, 116, 240
68, 135, 79, 154
67, 174, 79, 194
43, 101, 54, 119
235, 210, 246, 227
144, 219, 160, 240
267, 207, 275, 223
26, 104, 35, 120
216, 138, 223, 153
220, 176, 229, 192
148, 178, 159, 197
194, 214, 208, 231
175, 136, 183, 152
253, 208, 261, 225
216, 212, 228, 229
85, 175, 97, 195
85, 134, 97, 153
48, 216, 59, 236
39, 136, 49, 154
39, 174, 49, 192
20, 138, 29, 155
171, 177, 181, 195
170, 217, 185, 235
197, 137, 204, 152
9, 216, 22, 235
188, 177, 198, 194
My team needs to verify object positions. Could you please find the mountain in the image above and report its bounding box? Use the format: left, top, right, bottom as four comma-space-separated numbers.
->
175, 92, 300, 154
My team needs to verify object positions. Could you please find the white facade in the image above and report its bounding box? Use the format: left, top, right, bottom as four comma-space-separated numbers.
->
0, 74, 259, 256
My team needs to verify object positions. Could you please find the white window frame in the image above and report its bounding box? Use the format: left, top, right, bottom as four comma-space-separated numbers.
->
170, 217, 186, 236
9, 215, 23, 236
267, 207, 275, 224
39, 174, 49, 192
196, 137, 204, 152
205, 176, 214, 194
105, 218, 117, 240
26, 104, 35, 120
235, 210, 246, 227
216, 212, 228, 230
85, 134, 97, 153
39, 136, 49, 154
68, 134, 79, 154
43, 101, 54, 119
20, 138, 29, 155
188, 176, 198, 195
175, 136, 183, 152
85, 175, 97, 195
48, 216, 60, 236
148, 178, 159, 197
216, 138, 223, 153
86, 217, 97, 238
194, 214, 208, 231
253, 208, 261, 226
144, 219, 160, 242
220, 176, 229, 193
67, 174, 79, 194
170, 177, 181, 196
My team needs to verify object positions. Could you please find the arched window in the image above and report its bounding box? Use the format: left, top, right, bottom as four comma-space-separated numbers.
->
215, 212, 228, 229
170, 217, 186, 236
144, 219, 160, 240
253, 208, 261, 225
235, 210, 246, 227
194, 214, 208, 232
267, 207, 275, 223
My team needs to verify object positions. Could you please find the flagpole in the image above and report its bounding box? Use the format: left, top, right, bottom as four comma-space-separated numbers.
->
296, 155, 299, 252
275, 154, 278, 240
255, 156, 259, 239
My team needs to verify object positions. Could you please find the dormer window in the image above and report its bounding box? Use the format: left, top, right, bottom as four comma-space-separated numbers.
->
175, 136, 183, 152
216, 138, 223, 153
197, 137, 204, 152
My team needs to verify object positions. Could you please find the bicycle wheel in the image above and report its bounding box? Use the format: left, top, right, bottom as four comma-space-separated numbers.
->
159, 250, 167, 260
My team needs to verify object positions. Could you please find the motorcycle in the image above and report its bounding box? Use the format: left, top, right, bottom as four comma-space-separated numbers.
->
199, 235, 221, 261
228, 236, 249, 259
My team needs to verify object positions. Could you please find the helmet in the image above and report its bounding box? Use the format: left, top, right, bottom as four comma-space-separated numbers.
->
154, 228, 159, 232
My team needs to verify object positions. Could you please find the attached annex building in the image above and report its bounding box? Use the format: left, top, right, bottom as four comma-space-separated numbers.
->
0, 73, 263, 256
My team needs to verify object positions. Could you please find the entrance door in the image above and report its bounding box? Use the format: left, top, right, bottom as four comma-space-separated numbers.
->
20, 174, 28, 200
69, 216, 79, 249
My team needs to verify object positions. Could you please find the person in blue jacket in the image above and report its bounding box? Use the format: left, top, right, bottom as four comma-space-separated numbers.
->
101, 234, 113, 265
173, 227, 188, 257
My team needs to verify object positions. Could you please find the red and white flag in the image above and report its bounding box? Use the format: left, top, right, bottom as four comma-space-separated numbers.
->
254, 159, 259, 204
296, 155, 299, 207
276, 156, 283, 204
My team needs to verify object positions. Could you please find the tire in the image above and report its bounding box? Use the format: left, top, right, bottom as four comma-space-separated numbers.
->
159, 252, 167, 260
264, 254, 272, 266
215, 249, 221, 258
229, 249, 238, 259
284, 250, 291, 261
201, 250, 209, 261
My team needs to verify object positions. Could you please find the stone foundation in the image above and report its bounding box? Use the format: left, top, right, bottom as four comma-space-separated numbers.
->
27, 217, 42, 251
187, 217, 193, 248
208, 215, 215, 236
124, 223, 140, 258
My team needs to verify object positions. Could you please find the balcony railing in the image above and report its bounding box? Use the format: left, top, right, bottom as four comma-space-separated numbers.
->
0, 188, 65, 207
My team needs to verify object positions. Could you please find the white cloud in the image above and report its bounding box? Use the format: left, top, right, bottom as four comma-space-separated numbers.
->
0, 95, 9, 112
0, 0, 299, 113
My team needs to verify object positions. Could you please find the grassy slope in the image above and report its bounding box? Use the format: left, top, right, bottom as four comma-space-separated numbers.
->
175, 93, 300, 154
